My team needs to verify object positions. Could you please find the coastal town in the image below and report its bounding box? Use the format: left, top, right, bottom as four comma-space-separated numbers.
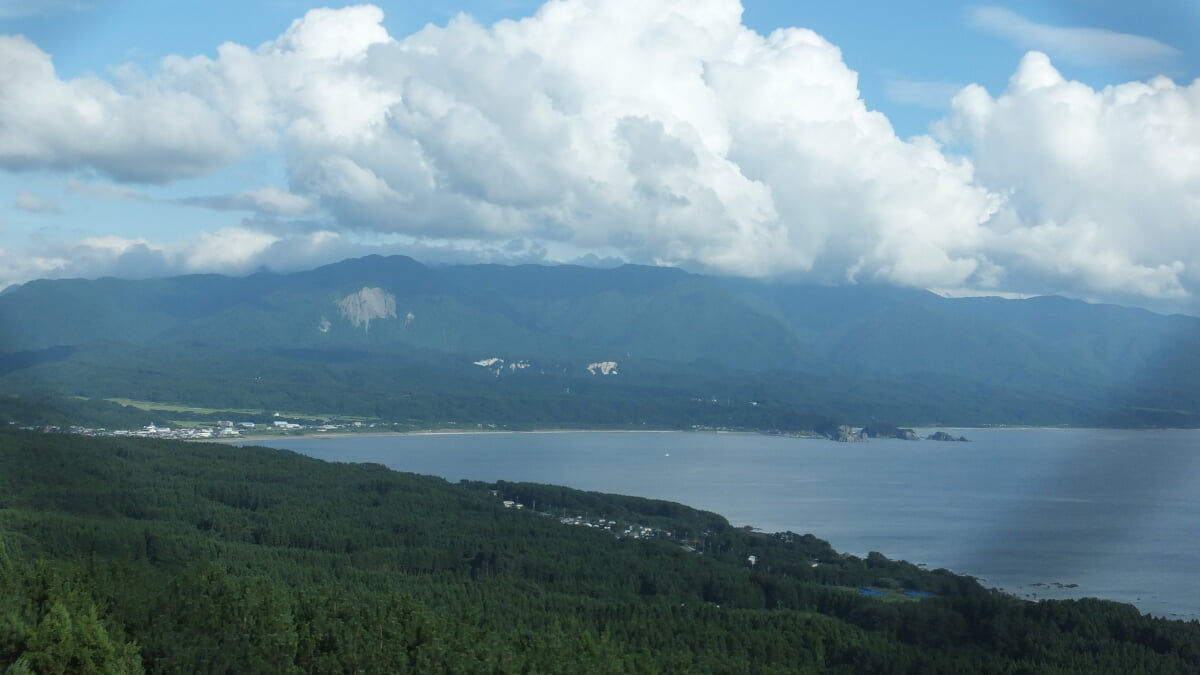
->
15, 418, 374, 441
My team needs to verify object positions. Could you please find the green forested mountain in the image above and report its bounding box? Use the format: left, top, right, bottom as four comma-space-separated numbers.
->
4, 429, 1200, 673
1, 254, 1198, 429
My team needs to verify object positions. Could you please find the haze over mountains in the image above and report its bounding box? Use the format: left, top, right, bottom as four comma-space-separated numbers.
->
1, 255, 1198, 430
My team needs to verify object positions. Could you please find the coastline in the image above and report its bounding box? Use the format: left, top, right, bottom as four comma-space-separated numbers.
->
204, 427, 687, 444
201, 424, 1187, 445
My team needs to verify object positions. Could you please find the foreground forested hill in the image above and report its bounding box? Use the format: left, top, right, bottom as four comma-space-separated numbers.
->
3, 430, 1200, 673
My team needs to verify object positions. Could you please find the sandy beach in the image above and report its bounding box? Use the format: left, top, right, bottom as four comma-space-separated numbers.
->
203, 427, 683, 444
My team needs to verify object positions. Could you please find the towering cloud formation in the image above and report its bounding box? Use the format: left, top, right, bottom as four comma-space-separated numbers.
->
0, 1, 1197, 307
938, 52, 1200, 300
150, 0, 1001, 288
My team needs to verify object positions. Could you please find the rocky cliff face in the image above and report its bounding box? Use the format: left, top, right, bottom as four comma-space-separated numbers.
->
831, 425, 866, 442
860, 423, 919, 441
337, 287, 397, 332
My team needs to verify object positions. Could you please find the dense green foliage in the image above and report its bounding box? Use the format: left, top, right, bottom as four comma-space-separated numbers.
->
3, 429, 1200, 673
2, 255, 1199, 430
0, 393, 173, 431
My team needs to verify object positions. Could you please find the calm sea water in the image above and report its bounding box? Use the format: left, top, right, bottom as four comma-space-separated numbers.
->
248, 428, 1200, 619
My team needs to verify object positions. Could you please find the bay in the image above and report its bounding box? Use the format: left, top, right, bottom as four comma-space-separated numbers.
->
248, 428, 1200, 619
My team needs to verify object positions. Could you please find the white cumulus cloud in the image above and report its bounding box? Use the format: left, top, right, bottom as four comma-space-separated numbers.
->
937, 52, 1200, 301
0, 35, 245, 182
186, 0, 996, 289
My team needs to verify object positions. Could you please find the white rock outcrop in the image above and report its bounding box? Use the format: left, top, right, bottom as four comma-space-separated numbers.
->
473, 357, 531, 376
337, 287, 397, 332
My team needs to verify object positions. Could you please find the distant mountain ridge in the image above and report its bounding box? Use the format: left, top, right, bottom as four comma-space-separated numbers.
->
1, 254, 1197, 428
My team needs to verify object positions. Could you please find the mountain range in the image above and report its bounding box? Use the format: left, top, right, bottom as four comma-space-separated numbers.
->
1, 254, 1197, 429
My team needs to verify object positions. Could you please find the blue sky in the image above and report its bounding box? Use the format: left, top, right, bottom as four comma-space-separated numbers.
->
0, 0, 1198, 312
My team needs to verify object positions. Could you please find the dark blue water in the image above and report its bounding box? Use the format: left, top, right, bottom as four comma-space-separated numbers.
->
249, 428, 1200, 618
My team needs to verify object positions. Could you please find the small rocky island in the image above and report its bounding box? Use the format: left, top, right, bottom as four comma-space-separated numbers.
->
925, 430, 970, 442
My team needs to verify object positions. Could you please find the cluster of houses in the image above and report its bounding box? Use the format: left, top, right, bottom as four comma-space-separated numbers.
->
494, 494, 792, 572
497, 495, 671, 541
23, 417, 379, 440
67, 421, 249, 440
555, 512, 672, 541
